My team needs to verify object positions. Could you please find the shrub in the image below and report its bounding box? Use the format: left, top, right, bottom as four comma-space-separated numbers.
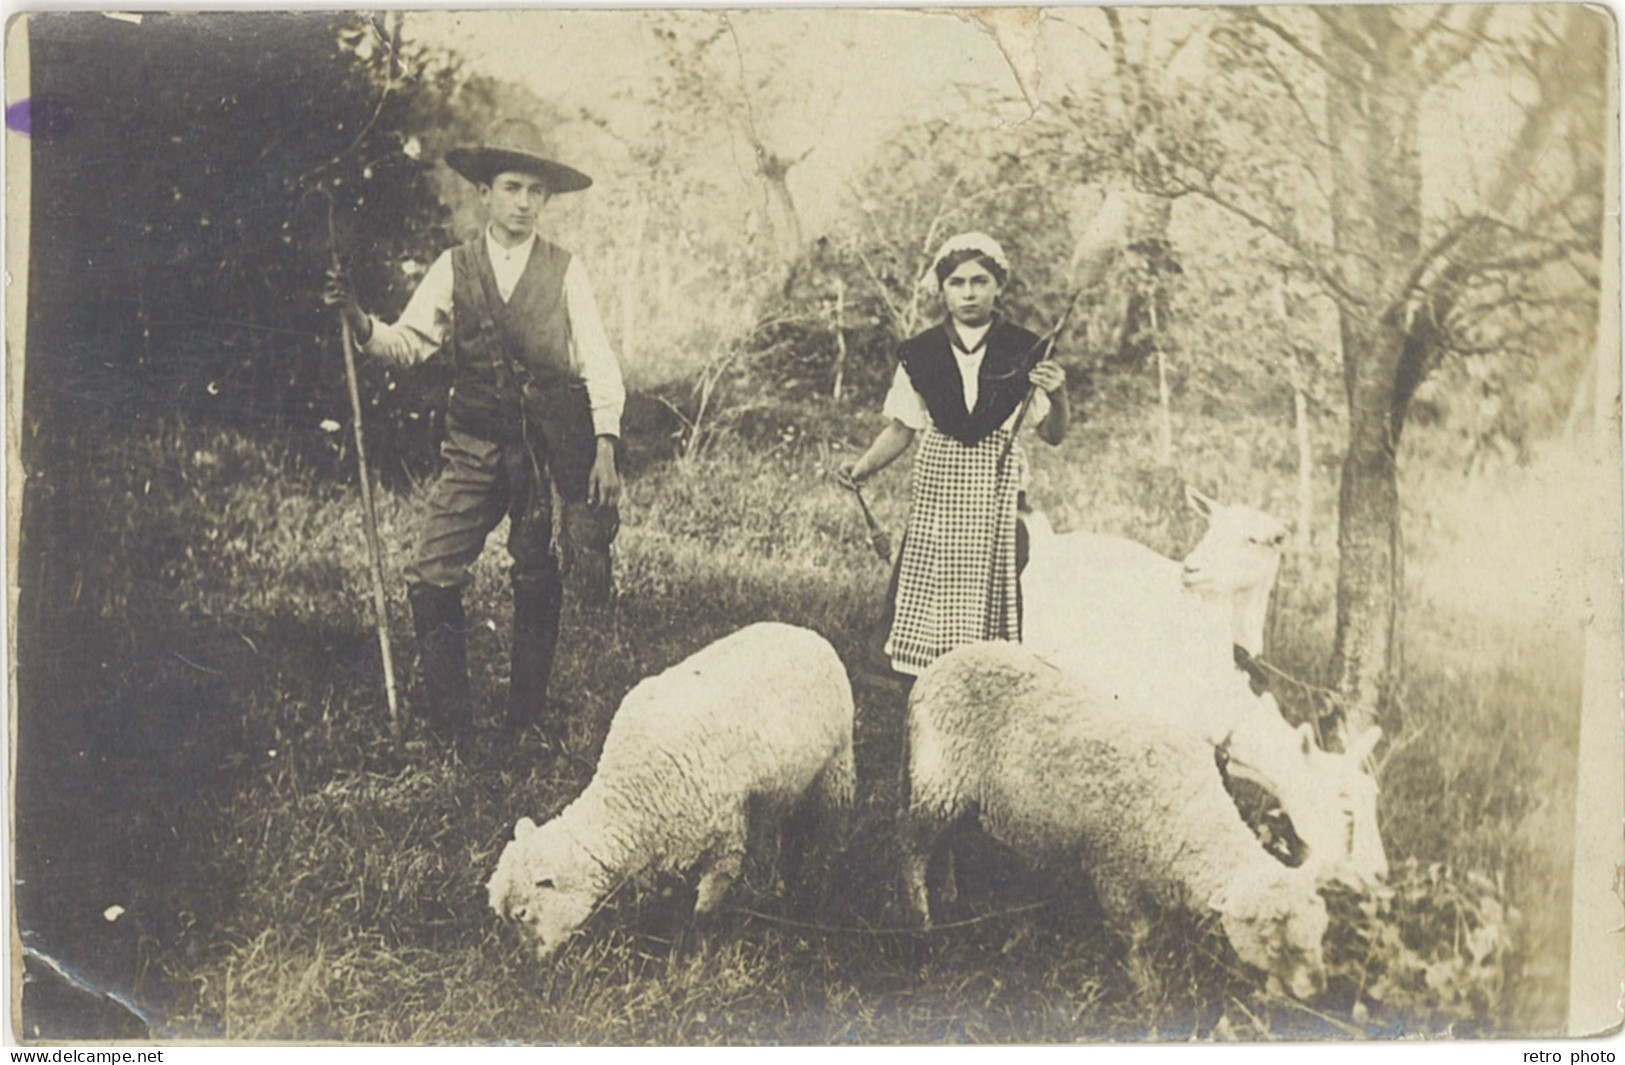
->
1323, 861, 1519, 1036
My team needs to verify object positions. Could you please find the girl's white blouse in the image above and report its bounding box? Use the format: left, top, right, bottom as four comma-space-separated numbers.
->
881, 350, 1051, 433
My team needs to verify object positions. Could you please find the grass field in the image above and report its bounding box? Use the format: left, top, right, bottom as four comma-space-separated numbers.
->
14, 394, 1585, 1043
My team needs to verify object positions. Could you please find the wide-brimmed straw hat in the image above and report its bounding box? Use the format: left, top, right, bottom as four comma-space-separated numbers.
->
444, 118, 593, 193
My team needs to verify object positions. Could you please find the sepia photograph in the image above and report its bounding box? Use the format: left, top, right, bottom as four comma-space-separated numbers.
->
5, 5, 1620, 1045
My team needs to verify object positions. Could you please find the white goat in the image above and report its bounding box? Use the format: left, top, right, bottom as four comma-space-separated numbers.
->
1022, 488, 1284, 703
1021, 489, 1387, 891
901, 641, 1330, 1000
488, 622, 855, 960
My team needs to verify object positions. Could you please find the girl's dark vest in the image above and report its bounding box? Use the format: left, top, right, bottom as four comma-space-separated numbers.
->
447, 237, 595, 497
897, 319, 1041, 446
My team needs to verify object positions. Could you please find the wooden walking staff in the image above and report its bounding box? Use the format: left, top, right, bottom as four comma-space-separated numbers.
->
307, 187, 402, 744
850, 484, 892, 564
996, 288, 1086, 477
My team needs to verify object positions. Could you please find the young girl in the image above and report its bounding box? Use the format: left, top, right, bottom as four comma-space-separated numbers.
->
839, 232, 1068, 676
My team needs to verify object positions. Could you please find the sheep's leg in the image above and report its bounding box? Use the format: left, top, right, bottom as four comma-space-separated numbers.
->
1091, 865, 1145, 944
778, 793, 816, 904
695, 806, 749, 919
795, 741, 857, 915
898, 805, 954, 930
1090, 862, 1159, 995
744, 792, 785, 897
938, 845, 959, 906
811, 740, 856, 855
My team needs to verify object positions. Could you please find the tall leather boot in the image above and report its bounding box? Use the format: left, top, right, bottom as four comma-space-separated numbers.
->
506, 566, 564, 737
409, 583, 472, 742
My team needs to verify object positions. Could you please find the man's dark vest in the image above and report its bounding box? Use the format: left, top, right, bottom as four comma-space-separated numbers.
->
448, 236, 595, 497
897, 319, 1042, 446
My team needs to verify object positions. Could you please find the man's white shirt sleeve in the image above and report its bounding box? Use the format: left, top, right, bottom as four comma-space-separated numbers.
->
360, 251, 453, 367
563, 258, 626, 439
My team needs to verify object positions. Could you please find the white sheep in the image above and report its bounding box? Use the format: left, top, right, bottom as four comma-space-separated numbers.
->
1021, 491, 1388, 891
487, 622, 855, 960
900, 641, 1329, 1000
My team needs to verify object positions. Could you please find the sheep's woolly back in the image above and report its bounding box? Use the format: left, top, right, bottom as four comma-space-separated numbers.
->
551, 622, 854, 885
907, 641, 1305, 919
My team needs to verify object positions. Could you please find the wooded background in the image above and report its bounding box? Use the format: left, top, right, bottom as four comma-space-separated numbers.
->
20, 8, 1607, 730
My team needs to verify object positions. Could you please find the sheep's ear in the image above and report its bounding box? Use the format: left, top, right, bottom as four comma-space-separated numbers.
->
515, 817, 539, 839
1296, 721, 1317, 756
1185, 485, 1220, 518
1349, 726, 1382, 763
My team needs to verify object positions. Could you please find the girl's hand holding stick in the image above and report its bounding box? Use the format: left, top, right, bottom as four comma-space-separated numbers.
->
838, 463, 893, 564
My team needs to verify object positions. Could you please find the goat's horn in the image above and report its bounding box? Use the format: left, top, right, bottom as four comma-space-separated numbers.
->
1184, 485, 1218, 515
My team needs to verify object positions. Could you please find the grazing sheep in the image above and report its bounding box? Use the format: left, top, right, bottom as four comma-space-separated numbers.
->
488, 622, 855, 960
1021, 493, 1388, 891
901, 641, 1329, 1000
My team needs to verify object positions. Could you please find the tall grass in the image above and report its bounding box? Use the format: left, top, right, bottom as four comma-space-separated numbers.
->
18, 398, 1583, 1042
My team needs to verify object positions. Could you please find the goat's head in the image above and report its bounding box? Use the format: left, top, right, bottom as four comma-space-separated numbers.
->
1253, 718, 1387, 892
1180, 487, 1289, 595
1311, 724, 1388, 891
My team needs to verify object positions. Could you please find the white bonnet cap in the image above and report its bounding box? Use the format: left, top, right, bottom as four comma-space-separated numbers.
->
931, 231, 1012, 278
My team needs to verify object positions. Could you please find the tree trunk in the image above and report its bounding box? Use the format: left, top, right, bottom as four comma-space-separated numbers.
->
1331, 314, 1408, 729
1323, 9, 1422, 734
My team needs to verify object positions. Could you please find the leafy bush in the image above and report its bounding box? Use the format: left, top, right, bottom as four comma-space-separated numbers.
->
1323, 861, 1519, 1035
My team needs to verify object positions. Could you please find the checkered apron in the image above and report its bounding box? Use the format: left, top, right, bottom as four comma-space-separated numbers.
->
885, 423, 1025, 675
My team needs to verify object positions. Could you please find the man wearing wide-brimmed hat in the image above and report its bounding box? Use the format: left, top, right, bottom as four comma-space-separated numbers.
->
324, 117, 623, 747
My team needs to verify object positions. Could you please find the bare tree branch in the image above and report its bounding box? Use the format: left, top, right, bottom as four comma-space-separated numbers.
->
1156, 172, 1359, 308
1104, 8, 1130, 80
1310, 7, 1376, 61
1213, 26, 1333, 151
1235, 9, 1341, 78
1397, 214, 1493, 302
1046, 13, 1112, 56
1411, 6, 1454, 52
849, 243, 907, 338
1414, 6, 1494, 89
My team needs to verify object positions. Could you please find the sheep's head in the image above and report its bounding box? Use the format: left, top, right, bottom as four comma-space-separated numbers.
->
487, 816, 601, 962
1180, 487, 1288, 596
1212, 870, 1328, 1001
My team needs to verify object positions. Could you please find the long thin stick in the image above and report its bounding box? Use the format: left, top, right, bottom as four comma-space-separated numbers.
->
310, 187, 400, 743
996, 290, 1084, 477
340, 314, 401, 742
851, 484, 892, 564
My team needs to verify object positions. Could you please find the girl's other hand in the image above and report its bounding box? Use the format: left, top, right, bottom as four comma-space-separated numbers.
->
835, 463, 862, 492
1029, 360, 1065, 394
